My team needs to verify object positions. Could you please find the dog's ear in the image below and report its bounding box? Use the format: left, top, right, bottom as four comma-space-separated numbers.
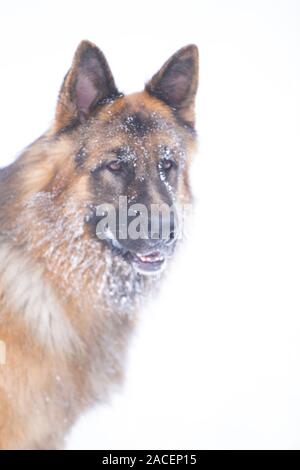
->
54, 41, 120, 131
146, 45, 199, 128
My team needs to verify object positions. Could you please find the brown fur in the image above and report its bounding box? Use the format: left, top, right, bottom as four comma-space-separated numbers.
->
0, 41, 198, 449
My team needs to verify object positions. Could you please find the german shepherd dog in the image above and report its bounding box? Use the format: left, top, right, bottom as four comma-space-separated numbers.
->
0, 41, 198, 449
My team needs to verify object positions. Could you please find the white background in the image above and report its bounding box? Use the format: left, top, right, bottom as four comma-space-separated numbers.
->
0, 0, 300, 449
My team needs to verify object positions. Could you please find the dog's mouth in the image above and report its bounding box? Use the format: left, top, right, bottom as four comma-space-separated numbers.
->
125, 250, 166, 275
88, 207, 178, 275
103, 237, 168, 275
90, 219, 172, 275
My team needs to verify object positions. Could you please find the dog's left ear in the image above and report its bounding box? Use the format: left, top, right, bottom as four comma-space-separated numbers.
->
54, 40, 120, 131
146, 45, 199, 128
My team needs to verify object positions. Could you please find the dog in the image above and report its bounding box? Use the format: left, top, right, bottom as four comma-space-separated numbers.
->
0, 40, 198, 449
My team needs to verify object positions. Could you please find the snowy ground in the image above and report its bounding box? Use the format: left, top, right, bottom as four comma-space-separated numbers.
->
1, 0, 300, 449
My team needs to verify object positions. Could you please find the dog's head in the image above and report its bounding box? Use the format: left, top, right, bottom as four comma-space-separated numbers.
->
46, 41, 198, 275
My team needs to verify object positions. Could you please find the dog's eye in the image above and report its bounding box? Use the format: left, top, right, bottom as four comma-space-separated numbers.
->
107, 160, 122, 172
161, 159, 175, 171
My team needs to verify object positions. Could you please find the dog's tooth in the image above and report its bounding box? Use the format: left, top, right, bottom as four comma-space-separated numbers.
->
137, 253, 164, 263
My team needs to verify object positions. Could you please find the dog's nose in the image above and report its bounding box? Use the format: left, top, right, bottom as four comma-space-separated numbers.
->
165, 226, 176, 245
149, 214, 177, 245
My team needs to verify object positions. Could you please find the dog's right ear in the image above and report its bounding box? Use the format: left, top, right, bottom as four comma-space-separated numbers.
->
54, 41, 120, 131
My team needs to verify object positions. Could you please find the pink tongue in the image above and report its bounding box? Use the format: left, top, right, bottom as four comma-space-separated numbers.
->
138, 252, 162, 263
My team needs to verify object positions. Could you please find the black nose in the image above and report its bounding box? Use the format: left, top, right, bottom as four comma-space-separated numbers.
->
149, 213, 177, 245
